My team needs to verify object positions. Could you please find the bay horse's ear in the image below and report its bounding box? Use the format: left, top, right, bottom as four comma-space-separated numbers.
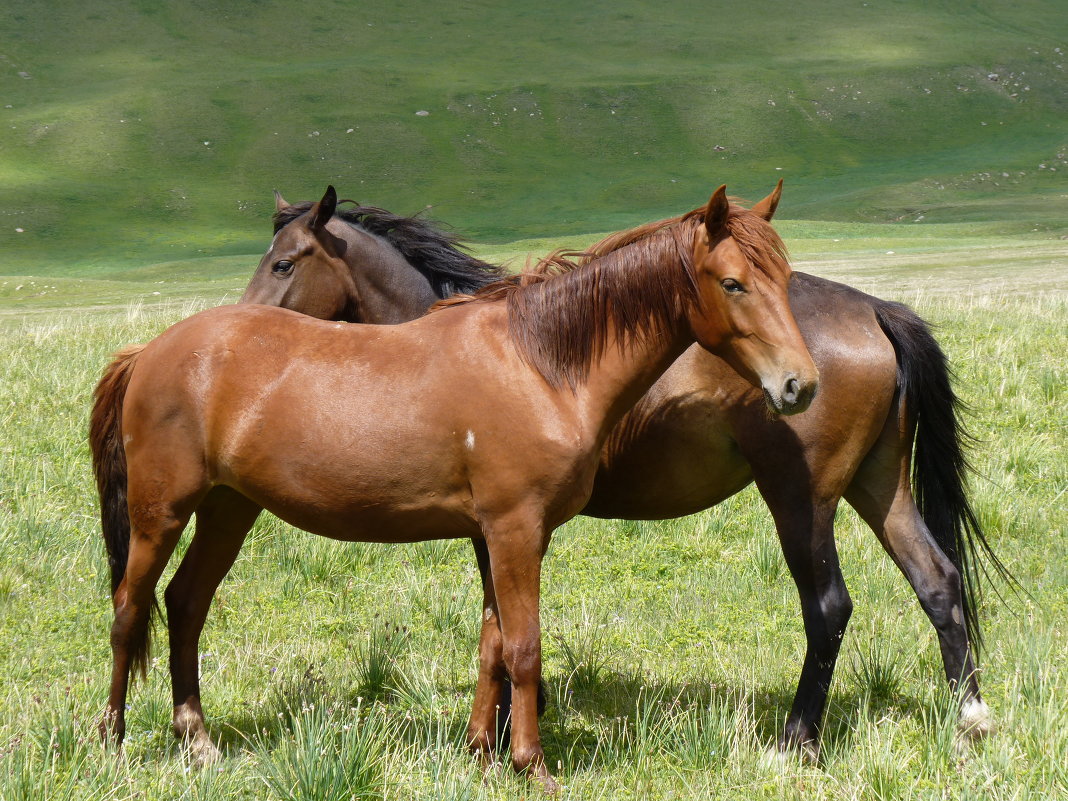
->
750, 178, 783, 222
309, 185, 338, 232
704, 185, 730, 240
274, 190, 290, 213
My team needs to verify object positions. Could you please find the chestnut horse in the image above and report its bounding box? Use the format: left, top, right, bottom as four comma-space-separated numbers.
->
241, 184, 1007, 758
90, 186, 817, 789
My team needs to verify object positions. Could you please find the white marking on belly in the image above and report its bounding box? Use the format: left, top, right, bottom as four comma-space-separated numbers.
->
465, 430, 476, 450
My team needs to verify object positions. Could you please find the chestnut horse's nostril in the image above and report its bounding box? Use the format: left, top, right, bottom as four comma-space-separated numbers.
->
784, 377, 801, 405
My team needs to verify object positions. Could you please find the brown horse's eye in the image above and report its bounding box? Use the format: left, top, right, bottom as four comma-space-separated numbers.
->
272, 260, 294, 276
721, 278, 745, 294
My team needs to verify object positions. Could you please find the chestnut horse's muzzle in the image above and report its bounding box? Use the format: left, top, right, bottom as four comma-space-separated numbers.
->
764, 371, 819, 415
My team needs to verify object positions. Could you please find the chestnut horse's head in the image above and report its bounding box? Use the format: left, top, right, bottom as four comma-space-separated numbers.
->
687, 182, 818, 414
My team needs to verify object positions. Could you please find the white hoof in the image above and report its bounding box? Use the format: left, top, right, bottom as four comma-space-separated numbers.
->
760, 740, 818, 768
958, 698, 995, 739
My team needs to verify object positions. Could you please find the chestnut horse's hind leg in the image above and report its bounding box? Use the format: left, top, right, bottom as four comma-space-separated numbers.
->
101, 499, 198, 747
165, 487, 262, 764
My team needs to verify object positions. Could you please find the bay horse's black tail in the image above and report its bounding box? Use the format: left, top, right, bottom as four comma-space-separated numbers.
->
872, 301, 1013, 657
89, 344, 154, 677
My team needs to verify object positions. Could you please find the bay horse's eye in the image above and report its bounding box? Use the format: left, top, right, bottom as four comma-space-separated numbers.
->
721, 278, 745, 294
272, 260, 294, 277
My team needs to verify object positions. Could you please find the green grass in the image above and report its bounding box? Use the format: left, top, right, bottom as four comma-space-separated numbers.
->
0, 241, 1064, 799
1, 1, 1066, 796
1, 0, 1067, 277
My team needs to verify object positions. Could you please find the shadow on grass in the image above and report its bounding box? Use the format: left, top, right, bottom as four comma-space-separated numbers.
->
201, 662, 930, 776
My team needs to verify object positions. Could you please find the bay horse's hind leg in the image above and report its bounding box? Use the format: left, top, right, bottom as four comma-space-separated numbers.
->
165, 487, 261, 764
101, 483, 204, 747
844, 440, 989, 739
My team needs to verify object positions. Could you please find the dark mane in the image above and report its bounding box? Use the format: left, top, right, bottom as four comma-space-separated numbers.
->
274, 201, 506, 296
432, 205, 791, 390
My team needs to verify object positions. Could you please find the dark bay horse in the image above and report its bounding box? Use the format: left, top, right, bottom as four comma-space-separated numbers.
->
90, 186, 817, 790
241, 184, 1007, 758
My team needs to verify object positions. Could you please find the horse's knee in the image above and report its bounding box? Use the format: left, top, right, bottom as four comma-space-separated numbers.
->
502, 639, 541, 686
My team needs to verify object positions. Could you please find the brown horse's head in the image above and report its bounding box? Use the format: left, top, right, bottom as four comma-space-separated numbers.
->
687, 182, 818, 414
241, 185, 360, 320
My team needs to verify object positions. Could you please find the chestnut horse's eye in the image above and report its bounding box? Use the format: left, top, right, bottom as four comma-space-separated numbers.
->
721, 278, 745, 294
272, 260, 294, 276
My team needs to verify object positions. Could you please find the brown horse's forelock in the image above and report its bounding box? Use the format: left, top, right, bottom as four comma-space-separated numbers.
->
432, 206, 790, 390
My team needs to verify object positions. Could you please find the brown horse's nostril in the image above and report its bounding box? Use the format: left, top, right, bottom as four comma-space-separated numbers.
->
783, 377, 801, 405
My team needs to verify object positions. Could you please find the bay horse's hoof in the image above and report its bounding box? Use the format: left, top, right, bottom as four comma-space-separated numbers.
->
762, 738, 819, 768
958, 698, 995, 740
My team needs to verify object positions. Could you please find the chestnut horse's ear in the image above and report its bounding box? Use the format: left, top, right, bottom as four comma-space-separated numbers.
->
750, 178, 783, 222
704, 185, 730, 240
274, 190, 290, 213
309, 185, 337, 232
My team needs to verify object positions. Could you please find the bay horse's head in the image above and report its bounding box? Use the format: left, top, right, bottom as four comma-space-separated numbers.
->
241, 185, 360, 319
688, 182, 818, 414
242, 186, 503, 323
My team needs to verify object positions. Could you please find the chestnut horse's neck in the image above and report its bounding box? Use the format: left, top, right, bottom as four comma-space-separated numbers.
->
434, 218, 700, 425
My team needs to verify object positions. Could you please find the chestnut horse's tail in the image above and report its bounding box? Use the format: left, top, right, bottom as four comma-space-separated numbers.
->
89, 345, 145, 599
872, 301, 1012, 656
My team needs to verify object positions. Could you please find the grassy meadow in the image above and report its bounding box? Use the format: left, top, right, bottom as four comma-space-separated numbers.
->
2, 0, 1067, 798
0, 231, 1065, 800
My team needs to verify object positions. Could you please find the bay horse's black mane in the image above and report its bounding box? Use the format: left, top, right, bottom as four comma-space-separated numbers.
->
274, 201, 506, 297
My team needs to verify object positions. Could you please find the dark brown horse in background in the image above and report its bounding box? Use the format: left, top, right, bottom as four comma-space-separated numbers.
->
241, 184, 1007, 759
90, 186, 817, 790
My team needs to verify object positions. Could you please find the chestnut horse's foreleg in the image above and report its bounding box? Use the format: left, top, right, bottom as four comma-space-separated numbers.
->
845, 482, 988, 737
770, 500, 853, 760
100, 508, 191, 746
481, 518, 557, 792
165, 487, 261, 764
466, 538, 507, 763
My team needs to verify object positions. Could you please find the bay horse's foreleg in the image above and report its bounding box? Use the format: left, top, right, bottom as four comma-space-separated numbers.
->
165, 487, 261, 764
467, 537, 507, 763
844, 481, 988, 737
481, 518, 557, 792
100, 507, 191, 746
771, 501, 853, 760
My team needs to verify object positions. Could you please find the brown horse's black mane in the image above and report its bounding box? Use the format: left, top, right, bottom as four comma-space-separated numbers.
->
433, 205, 790, 390
274, 201, 506, 297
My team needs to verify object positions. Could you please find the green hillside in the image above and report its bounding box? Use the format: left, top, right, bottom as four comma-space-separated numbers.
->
0, 0, 1066, 276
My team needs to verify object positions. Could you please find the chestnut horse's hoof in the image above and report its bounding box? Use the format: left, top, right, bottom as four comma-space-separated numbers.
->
187, 734, 222, 766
